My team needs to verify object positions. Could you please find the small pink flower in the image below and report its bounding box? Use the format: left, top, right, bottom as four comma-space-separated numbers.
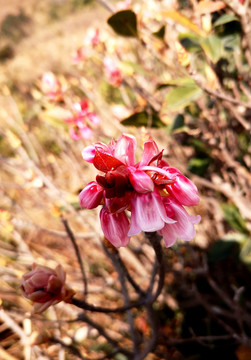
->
41, 72, 63, 102
104, 57, 123, 87
72, 47, 87, 64
79, 134, 200, 247
21, 263, 75, 313
64, 100, 101, 141
85, 28, 100, 48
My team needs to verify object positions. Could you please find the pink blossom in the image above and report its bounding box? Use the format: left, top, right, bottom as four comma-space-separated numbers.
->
72, 47, 87, 64
64, 100, 101, 141
21, 263, 75, 313
41, 72, 63, 102
85, 28, 100, 48
79, 134, 200, 247
104, 57, 123, 87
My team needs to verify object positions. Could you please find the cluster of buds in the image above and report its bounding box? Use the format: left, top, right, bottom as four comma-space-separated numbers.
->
21, 263, 74, 313
64, 100, 101, 140
79, 134, 200, 248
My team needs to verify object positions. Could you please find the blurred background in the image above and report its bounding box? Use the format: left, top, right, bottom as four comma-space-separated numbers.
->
0, 0, 251, 359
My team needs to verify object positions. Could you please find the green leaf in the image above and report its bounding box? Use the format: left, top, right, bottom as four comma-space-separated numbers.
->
107, 10, 138, 37
213, 14, 239, 27
163, 85, 203, 111
171, 114, 184, 131
121, 110, 165, 128
222, 33, 240, 51
158, 77, 197, 89
200, 34, 222, 63
179, 32, 202, 53
222, 203, 249, 234
152, 25, 166, 40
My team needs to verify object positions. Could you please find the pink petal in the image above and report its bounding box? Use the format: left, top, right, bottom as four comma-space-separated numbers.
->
100, 208, 130, 247
114, 134, 136, 166
88, 113, 101, 125
168, 174, 200, 206
129, 169, 154, 193
82, 145, 96, 162
128, 190, 175, 236
80, 126, 93, 140
159, 200, 201, 247
69, 126, 81, 141
139, 140, 159, 166
79, 181, 103, 209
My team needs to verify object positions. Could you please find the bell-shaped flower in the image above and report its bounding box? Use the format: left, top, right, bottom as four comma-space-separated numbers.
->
79, 133, 200, 248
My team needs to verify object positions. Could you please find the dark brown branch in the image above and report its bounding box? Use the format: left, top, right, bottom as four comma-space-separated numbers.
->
61, 217, 88, 297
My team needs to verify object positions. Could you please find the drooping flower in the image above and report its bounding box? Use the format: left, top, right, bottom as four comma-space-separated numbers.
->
79, 134, 200, 247
21, 263, 75, 313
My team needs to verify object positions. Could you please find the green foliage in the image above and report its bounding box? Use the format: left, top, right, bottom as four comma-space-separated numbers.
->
121, 110, 165, 128
221, 203, 249, 235
163, 84, 203, 111
213, 14, 239, 27
200, 34, 222, 63
107, 10, 138, 37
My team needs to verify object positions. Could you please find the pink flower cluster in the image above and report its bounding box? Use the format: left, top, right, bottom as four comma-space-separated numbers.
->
79, 134, 200, 248
21, 263, 75, 313
64, 100, 101, 140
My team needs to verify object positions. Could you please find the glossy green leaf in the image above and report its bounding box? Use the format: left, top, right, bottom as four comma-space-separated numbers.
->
200, 34, 222, 63
164, 85, 203, 111
107, 10, 138, 37
213, 13, 239, 27
121, 110, 165, 128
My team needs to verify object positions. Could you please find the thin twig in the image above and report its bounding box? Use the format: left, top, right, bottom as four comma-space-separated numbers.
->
72, 297, 144, 313
61, 217, 88, 297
